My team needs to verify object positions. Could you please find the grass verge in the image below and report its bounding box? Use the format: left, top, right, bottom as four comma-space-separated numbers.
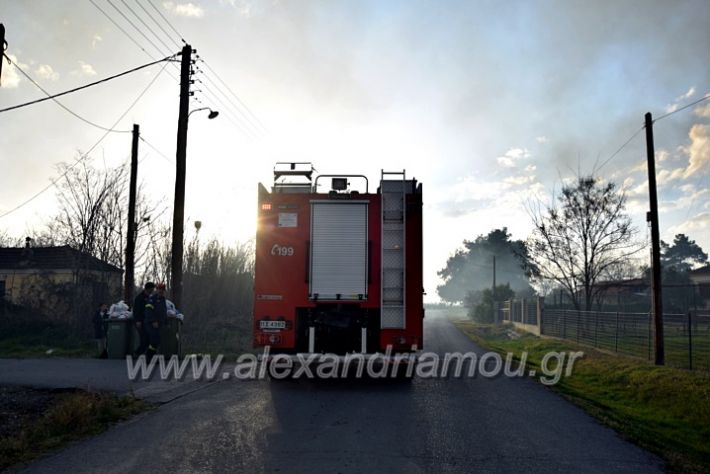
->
0, 335, 95, 358
454, 320, 710, 473
0, 389, 150, 470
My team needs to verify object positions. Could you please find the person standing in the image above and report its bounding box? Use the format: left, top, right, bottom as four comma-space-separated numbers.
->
132, 282, 155, 356
144, 282, 168, 359
93, 303, 109, 358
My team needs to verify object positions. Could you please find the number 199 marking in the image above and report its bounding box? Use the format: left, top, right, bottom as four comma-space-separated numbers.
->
271, 244, 295, 256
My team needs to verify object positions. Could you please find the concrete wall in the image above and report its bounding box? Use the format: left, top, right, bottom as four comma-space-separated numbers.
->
510, 321, 541, 336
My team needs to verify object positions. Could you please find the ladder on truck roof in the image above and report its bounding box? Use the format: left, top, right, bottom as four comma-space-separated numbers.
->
380, 170, 406, 329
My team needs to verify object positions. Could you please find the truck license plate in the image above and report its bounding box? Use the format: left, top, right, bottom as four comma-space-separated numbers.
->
260, 320, 286, 329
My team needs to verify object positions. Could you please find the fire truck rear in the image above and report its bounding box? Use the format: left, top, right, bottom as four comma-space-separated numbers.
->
253, 163, 423, 358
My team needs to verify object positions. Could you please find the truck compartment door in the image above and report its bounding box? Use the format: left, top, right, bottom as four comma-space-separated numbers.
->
309, 201, 368, 300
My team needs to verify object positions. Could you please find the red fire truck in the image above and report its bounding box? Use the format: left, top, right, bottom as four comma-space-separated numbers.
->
253, 163, 423, 357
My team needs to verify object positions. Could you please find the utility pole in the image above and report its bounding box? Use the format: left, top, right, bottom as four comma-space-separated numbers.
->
170, 44, 192, 309
124, 124, 139, 304
645, 111, 665, 366
1, 24, 6, 86
493, 255, 496, 292
492, 255, 497, 322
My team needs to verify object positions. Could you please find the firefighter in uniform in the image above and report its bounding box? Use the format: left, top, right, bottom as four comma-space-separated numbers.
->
144, 282, 168, 358
132, 282, 155, 356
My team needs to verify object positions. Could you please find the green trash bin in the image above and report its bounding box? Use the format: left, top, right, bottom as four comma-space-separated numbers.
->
106, 318, 132, 359
159, 317, 182, 358
129, 322, 141, 355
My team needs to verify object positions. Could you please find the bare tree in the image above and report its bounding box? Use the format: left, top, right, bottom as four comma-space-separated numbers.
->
50, 158, 164, 271
0, 230, 14, 247
527, 176, 641, 311
140, 221, 172, 285
52, 159, 127, 264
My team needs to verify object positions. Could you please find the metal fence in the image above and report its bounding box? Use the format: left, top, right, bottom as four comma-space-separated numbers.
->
499, 299, 710, 371
500, 299, 539, 325
542, 309, 653, 359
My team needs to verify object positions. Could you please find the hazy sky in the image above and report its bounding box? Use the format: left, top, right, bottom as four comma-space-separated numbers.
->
1, 0, 709, 300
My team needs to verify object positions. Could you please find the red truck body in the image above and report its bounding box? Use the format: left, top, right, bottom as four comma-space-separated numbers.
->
253, 163, 423, 355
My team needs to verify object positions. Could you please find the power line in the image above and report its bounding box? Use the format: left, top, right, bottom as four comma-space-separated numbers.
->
105, 0, 168, 57
0, 61, 170, 219
198, 70, 260, 135
0, 53, 173, 113
139, 136, 173, 163
125, 0, 265, 136
6, 58, 131, 133
93, 0, 262, 137
192, 64, 261, 136
596, 125, 645, 172
89, 0, 154, 60
118, 0, 174, 53
146, 0, 186, 43
654, 93, 710, 122
135, 0, 181, 49
90, 0, 183, 88
196, 82, 255, 137
200, 57, 267, 133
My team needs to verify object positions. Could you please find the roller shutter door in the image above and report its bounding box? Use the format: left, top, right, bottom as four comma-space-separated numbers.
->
310, 201, 368, 300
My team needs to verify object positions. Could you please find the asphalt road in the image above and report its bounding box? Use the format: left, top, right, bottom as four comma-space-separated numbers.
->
17, 310, 664, 474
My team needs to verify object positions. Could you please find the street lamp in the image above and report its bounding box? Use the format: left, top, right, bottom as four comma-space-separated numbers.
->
188, 107, 219, 119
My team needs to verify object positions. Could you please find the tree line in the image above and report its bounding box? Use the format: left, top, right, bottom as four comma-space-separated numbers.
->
437, 174, 709, 321
1, 157, 254, 353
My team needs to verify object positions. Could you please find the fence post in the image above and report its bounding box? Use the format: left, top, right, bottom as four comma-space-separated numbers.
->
688, 310, 693, 371
614, 311, 619, 353
594, 310, 599, 348
538, 296, 544, 334
576, 309, 580, 343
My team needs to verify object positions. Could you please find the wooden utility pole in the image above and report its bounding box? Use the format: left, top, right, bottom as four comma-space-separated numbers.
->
1, 24, 6, 86
645, 112, 665, 365
492, 255, 497, 322
124, 124, 139, 304
170, 44, 192, 309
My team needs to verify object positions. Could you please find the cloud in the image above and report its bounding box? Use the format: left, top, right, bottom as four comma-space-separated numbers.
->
678, 86, 696, 101
35, 64, 59, 81
2, 54, 26, 88
92, 34, 102, 49
660, 187, 710, 214
536, 136, 548, 144
657, 167, 685, 186
665, 86, 696, 113
163, 1, 204, 18
496, 147, 531, 168
685, 124, 710, 178
695, 102, 710, 118
503, 175, 535, 186
669, 212, 710, 236
221, 0, 252, 17
72, 61, 97, 77
435, 163, 544, 218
